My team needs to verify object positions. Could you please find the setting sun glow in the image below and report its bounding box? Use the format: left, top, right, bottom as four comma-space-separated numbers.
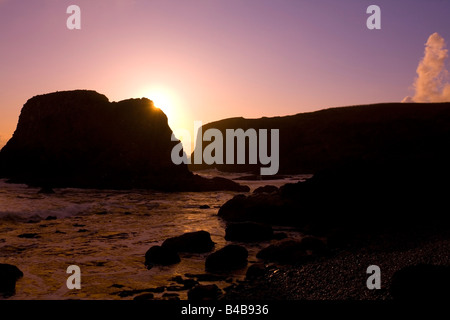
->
145, 88, 174, 116
140, 86, 183, 130
139, 86, 192, 150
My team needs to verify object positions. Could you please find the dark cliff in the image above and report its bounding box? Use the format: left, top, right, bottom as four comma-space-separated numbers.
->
189, 102, 450, 174
0, 90, 248, 192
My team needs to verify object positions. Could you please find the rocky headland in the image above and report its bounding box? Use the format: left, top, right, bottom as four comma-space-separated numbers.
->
0, 90, 248, 192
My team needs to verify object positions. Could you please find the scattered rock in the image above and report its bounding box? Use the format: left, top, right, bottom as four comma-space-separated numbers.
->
25, 219, 40, 224
0, 245, 27, 256
218, 193, 286, 224
184, 274, 228, 282
233, 175, 287, 181
38, 187, 55, 194
133, 293, 154, 300
182, 279, 198, 289
117, 286, 165, 297
45, 216, 57, 221
162, 293, 180, 300
170, 275, 184, 283
223, 284, 237, 292
188, 284, 222, 301
255, 236, 329, 261
93, 261, 107, 267
162, 231, 214, 253
150, 286, 166, 293
246, 263, 267, 280
100, 233, 129, 240
253, 185, 279, 194
145, 246, 180, 268
0, 264, 23, 298
166, 285, 185, 292
95, 211, 108, 215
273, 232, 288, 240
225, 222, 273, 242
390, 264, 450, 300
191, 176, 250, 192
73, 223, 85, 227
77, 229, 89, 233
300, 236, 329, 255
205, 245, 248, 272
18, 233, 40, 239
256, 239, 308, 264
170, 276, 199, 289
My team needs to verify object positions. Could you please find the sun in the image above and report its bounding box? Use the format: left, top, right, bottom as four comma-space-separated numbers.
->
137, 86, 191, 150
139, 86, 183, 130
146, 89, 172, 116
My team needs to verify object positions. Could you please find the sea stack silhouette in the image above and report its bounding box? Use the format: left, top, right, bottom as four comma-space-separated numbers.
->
0, 90, 248, 192
190, 102, 450, 174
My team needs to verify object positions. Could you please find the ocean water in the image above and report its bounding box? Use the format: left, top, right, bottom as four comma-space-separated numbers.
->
0, 171, 310, 300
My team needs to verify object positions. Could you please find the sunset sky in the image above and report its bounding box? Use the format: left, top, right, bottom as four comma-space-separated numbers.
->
1, 0, 450, 149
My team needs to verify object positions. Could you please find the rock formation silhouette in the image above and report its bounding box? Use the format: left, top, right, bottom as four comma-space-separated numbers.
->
0, 90, 248, 192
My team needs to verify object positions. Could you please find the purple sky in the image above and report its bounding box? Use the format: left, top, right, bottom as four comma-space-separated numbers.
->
1, 0, 450, 148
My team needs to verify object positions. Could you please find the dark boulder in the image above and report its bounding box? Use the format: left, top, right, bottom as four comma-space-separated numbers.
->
218, 193, 287, 223
299, 236, 329, 255
144, 246, 180, 268
181, 279, 199, 289
219, 157, 450, 245
225, 222, 273, 242
245, 263, 267, 280
390, 264, 450, 300
256, 239, 308, 264
187, 284, 222, 300
162, 231, 214, 253
0, 264, 23, 297
205, 245, 248, 272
